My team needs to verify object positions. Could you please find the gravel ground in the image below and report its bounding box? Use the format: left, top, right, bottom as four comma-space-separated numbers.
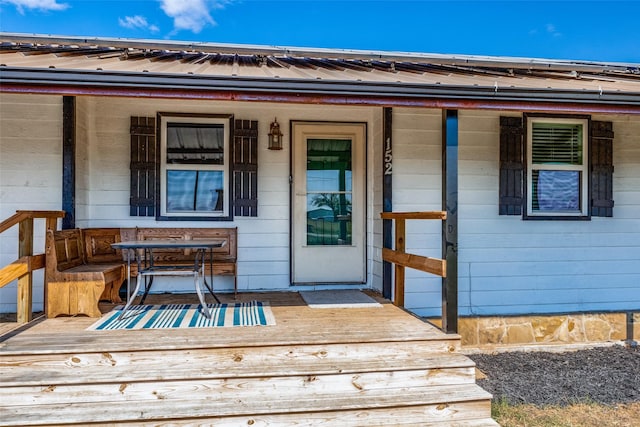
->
468, 344, 640, 406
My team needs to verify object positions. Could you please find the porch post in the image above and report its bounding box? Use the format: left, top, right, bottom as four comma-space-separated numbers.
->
442, 110, 458, 334
62, 96, 76, 229
382, 107, 393, 299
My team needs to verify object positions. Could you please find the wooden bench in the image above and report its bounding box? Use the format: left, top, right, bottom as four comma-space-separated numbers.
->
45, 229, 125, 318
80, 226, 238, 296
131, 227, 238, 296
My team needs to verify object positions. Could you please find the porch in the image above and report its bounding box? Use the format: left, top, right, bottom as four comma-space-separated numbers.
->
0, 291, 496, 426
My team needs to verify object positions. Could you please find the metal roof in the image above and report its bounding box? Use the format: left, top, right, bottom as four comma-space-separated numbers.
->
1, 33, 640, 111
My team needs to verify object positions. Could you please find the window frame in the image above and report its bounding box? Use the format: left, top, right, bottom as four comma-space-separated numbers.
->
157, 112, 233, 221
524, 114, 591, 220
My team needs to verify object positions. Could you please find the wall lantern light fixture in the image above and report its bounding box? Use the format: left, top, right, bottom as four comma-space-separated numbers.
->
268, 118, 283, 150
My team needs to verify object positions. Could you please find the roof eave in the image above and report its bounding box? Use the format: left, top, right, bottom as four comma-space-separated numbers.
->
2, 67, 640, 113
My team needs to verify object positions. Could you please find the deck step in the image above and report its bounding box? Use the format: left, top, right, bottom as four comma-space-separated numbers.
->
1, 341, 473, 386
0, 368, 479, 406
0, 293, 494, 426
0, 383, 492, 426
96, 418, 501, 427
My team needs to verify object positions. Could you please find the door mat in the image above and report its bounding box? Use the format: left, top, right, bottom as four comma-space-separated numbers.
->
87, 301, 275, 330
300, 290, 382, 308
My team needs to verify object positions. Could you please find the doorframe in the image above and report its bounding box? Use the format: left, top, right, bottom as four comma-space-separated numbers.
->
289, 120, 368, 285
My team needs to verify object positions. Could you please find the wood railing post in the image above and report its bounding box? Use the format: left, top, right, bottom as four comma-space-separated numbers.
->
46, 217, 58, 233
44, 216, 58, 319
381, 211, 448, 328
1, 210, 63, 324
17, 217, 34, 323
394, 219, 406, 307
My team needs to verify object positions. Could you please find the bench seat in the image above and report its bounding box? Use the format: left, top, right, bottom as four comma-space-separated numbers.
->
46, 229, 125, 318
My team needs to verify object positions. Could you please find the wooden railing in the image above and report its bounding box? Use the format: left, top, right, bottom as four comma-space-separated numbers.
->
381, 211, 447, 308
0, 210, 64, 323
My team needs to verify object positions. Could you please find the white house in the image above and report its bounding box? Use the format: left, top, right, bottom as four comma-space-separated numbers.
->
1, 33, 639, 345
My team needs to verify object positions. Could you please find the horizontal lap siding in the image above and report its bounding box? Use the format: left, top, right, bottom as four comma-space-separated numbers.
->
391, 109, 444, 314
78, 97, 375, 293
453, 111, 640, 317
371, 108, 384, 294
75, 97, 91, 228
393, 109, 640, 318
0, 94, 63, 312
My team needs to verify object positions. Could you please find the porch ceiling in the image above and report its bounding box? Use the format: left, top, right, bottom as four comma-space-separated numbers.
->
1, 33, 640, 110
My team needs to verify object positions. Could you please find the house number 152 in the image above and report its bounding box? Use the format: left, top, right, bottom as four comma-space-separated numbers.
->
384, 137, 392, 175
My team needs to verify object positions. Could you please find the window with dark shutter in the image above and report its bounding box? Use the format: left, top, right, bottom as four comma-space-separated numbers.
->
527, 118, 589, 217
157, 113, 232, 220
499, 116, 524, 215
591, 121, 614, 217
130, 116, 157, 217
233, 120, 259, 217
500, 114, 615, 220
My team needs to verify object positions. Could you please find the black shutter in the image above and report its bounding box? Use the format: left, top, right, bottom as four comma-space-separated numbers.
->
499, 116, 524, 215
130, 116, 157, 217
591, 120, 614, 217
233, 119, 258, 217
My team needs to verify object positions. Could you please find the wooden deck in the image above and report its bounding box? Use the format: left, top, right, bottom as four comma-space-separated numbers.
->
0, 291, 497, 426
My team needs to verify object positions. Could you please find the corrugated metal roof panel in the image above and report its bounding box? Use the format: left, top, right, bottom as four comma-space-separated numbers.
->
1, 34, 639, 100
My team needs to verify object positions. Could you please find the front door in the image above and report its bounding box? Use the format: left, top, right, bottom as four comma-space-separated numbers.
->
292, 122, 366, 284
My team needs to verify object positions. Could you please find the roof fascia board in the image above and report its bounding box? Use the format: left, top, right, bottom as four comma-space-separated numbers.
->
2, 67, 639, 107
5, 83, 639, 115
1, 32, 638, 74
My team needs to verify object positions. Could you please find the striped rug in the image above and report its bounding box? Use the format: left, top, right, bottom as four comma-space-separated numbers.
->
87, 301, 275, 330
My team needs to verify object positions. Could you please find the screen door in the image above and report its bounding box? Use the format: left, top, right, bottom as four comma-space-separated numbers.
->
292, 122, 366, 284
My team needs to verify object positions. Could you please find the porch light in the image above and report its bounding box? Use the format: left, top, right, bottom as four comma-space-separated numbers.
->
268, 118, 283, 150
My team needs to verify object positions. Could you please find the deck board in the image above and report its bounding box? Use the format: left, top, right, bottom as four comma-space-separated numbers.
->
2, 343, 474, 386
0, 291, 496, 426
1, 384, 492, 426
0, 291, 455, 355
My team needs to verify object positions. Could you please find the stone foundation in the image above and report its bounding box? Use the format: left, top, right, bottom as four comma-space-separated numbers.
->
429, 312, 639, 347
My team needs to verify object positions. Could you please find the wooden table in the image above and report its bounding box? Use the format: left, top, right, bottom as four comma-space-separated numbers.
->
111, 239, 226, 319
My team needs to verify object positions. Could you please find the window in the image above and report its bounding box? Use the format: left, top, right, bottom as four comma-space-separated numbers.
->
499, 115, 614, 219
159, 114, 231, 218
526, 117, 589, 217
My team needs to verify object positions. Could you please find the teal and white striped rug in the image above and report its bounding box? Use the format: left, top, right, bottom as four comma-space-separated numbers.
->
87, 301, 275, 330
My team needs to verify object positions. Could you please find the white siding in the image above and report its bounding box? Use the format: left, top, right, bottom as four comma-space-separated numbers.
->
370, 108, 384, 294
76, 96, 92, 228
0, 94, 63, 313
1, 93, 638, 318
77, 97, 378, 294
391, 108, 444, 314
399, 109, 640, 317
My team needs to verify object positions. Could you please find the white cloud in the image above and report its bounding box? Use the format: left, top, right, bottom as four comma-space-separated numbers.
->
159, 0, 230, 34
2, 0, 68, 13
546, 23, 562, 37
119, 15, 160, 33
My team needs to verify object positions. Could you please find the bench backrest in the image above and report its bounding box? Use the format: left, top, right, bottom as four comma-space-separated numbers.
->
46, 229, 85, 271
82, 228, 123, 263
135, 227, 237, 263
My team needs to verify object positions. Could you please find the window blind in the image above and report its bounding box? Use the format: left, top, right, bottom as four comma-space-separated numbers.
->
531, 123, 583, 165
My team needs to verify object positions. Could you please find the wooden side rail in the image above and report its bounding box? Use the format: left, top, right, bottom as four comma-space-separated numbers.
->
381, 211, 447, 308
45, 229, 125, 318
0, 210, 64, 323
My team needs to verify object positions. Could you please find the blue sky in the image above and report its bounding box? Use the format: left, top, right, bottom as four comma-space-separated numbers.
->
0, 0, 638, 62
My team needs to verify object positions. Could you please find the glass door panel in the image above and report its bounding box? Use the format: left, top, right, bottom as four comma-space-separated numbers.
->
306, 138, 353, 246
